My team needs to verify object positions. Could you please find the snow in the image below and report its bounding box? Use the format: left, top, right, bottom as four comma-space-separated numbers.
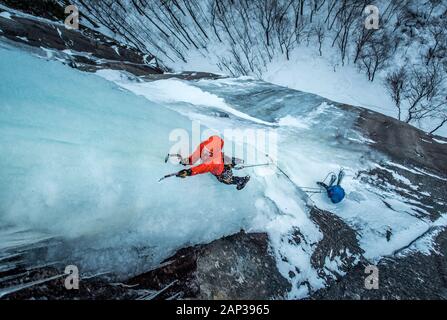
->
397, 214, 447, 256
277, 115, 310, 129
374, 164, 417, 190
263, 46, 397, 116
97, 70, 274, 126
433, 138, 447, 144
15, 36, 28, 42
386, 161, 423, 175
169, 43, 398, 116
167, 43, 225, 76
96, 70, 444, 297
111, 45, 120, 56
65, 0, 447, 138
0, 11, 12, 20
413, 168, 447, 182
324, 255, 347, 277
171, 41, 447, 138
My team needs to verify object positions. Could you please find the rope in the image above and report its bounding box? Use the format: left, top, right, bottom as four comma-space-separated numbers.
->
257, 155, 346, 197
291, 172, 335, 192
291, 169, 345, 195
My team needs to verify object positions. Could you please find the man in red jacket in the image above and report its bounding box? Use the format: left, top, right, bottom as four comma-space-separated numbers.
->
176, 135, 250, 190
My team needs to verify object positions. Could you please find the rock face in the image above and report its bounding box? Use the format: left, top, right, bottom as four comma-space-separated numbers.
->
0, 4, 163, 75
0, 232, 291, 300
309, 208, 365, 287
312, 227, 447, 300
0, 266, 136, 300
0, 0, 68, 21
0, 1, 229, 82
310, 105, 447, 300
126, 231, 291, 300
352, 105, 447, 224
1, 1, 447, 301
353, 106, 447, 175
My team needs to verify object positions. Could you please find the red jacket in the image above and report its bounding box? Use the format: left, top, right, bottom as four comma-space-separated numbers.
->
187, 135, 225, 176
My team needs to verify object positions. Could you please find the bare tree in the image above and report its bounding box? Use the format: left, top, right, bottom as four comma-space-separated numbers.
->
426, 0, 445, 18
424, 22, 447, 66
331, 0, 365, 65
276, 14, 297, 60
254, 0, 278, 48
310, 0, 326, 23
405, 65, 445, 123
312, 23, 325, 56
430, 115, 447, 135
359, 33, 393, 82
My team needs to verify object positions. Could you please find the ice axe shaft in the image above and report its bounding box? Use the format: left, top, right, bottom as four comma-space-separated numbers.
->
234, 163, 271, 170
158, 172, 177, 182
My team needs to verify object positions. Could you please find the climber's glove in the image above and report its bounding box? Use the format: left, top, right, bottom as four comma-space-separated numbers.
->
176, 169, 192, 178
231, 157, 244, 167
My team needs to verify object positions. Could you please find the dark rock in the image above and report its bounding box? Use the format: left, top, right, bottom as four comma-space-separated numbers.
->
0, 10, 163, 75
0, 0, 67, 21
0, 231, 290, 300
0, 6, 224, 80
310, 105, 447, 300
309, 207, 365, 285
357, 164, 446, 222
312, 226, 447, 300
141, 71, 225, 81
347, 105, 447, 175
126, 231, 291, 300
340, 103, 447, 223
0, 265, 137, 300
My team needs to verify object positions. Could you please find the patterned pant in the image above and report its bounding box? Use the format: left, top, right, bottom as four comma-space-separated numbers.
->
215, 166, 246, 186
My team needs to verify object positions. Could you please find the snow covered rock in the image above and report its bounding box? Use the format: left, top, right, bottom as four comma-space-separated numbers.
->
309, 208, 365, 287
0, 6, 162, 75
313, 227, 447, 300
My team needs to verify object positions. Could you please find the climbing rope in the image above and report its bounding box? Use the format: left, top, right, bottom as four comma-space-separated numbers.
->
296, 168, 347, 195
264, 154, 347, 197
294, 171, 336, 194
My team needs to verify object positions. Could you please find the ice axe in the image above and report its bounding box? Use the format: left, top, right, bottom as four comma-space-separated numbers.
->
164, 153, 182, 163
158, 172, 178, 182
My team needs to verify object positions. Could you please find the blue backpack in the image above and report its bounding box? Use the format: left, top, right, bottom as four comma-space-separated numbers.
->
327, 185, 345, 204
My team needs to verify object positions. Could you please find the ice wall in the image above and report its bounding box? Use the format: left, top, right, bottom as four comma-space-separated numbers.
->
99, 73, 444, 297
1, 42, 443, 297
0, 45, 261, 274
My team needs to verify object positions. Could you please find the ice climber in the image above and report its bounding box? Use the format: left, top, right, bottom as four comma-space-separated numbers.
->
175, 135, 251, 190
317, 169, 346, 204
